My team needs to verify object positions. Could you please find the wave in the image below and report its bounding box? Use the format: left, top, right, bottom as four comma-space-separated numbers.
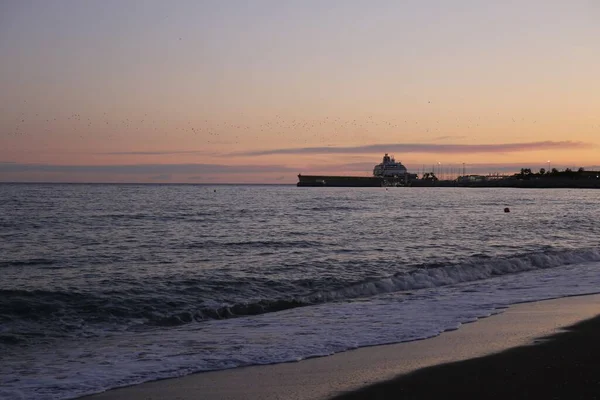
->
0, 258, 58, 268
188, 248, 600, 321
304, 248, 600, 303
0, 288, 309, 329
187, 239, 322, 249
87, 211, 215, 221
2, 248, 599, 342
149, 298, 308, 325
309, 205, 356, 212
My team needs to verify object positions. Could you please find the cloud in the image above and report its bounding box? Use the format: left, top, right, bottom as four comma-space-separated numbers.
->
235, 141, 590, 156
0, 163, 296, 175
98, 150, 211, 156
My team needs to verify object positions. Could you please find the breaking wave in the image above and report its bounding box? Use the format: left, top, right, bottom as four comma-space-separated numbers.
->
2, 248, 600, 346
306, 248, 600, 303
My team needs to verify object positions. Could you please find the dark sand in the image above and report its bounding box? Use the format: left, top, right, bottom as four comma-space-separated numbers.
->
333, 314, 600, 400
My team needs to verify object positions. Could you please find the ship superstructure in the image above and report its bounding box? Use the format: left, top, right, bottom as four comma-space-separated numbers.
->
372, 153, 408, 177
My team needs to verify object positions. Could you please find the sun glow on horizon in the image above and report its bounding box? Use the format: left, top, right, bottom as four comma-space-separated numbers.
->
1, 1, 598, 183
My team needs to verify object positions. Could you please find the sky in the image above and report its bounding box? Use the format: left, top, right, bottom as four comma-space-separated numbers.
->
1, 0, 599, 183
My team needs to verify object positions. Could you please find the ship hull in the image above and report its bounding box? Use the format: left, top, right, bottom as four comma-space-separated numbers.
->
297, 175, 410, 187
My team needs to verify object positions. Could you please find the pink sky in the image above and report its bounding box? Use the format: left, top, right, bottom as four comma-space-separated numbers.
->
1, 1, 599, 183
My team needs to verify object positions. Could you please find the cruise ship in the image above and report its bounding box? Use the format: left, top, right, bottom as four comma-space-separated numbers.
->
297, 154, 417, 187
372, 153, 410, 177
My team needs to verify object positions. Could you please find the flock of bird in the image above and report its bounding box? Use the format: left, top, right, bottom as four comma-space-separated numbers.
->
8, 103, 594, 149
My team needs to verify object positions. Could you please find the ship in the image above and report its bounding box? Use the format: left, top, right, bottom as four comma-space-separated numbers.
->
297, 153, 417, 187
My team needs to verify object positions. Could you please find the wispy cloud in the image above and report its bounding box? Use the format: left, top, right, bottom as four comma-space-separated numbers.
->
98, 150, 211, 156
235, 141, 590, 156
0, 163, 296, 175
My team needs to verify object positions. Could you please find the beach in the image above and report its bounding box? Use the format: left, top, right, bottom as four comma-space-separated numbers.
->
335, 304, 600, 400
82, 293, 600, 400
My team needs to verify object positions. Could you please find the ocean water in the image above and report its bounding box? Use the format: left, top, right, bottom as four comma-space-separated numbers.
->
1, 183, 600, 399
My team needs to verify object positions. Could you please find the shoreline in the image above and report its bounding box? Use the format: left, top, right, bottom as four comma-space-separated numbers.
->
334, 295, 600, 399
81, 293, 600, 400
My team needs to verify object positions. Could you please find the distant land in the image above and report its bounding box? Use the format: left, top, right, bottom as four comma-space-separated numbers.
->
414, 167, 600, 188
297, 167, 600, 188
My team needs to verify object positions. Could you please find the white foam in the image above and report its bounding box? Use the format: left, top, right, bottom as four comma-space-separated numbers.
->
2, 260, 600, 399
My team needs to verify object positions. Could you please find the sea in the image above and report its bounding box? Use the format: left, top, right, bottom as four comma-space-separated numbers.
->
1, 183, 600, 400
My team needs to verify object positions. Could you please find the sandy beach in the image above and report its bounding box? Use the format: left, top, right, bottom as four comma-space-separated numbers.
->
335, 296, 600, 400
81, 293, 600, 400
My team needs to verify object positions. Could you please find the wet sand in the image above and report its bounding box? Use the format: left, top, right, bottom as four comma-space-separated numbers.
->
82, 294, 600, 400
334, 299, 600, 399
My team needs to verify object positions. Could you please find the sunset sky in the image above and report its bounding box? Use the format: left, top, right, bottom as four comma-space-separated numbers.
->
1, 0, 599, 183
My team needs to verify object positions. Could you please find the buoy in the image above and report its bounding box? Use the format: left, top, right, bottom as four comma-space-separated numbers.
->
504, 207, 510, 213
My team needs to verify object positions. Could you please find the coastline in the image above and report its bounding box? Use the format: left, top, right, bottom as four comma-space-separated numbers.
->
334, 297, 600, 399
81, 293, 600, 400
